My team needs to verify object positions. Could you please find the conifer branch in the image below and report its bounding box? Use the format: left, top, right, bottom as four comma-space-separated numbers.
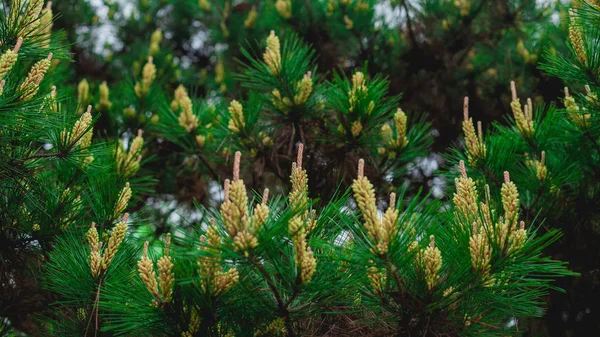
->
21, 151, 67, 161
401, 0, 418, 48
250, 256, 291, 331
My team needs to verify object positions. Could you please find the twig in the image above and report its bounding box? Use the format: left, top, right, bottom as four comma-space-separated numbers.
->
84, 277, 104, 337
285, 277, 301, 308
401, 0, 418, 48
21, 151, 66, 162
386, 256, 406, 296
525, 187, 543, 221
197, 153, 223, 182
251, 256, 296, 337
583, 130, 600, 155
252, 258, 285, 310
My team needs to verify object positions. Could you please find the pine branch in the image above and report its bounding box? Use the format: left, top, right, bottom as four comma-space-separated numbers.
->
401, 0, 419, 48
84, 277, 104, 337
583, 129, 600, 155
21, 151, 67, 162
197, 153, 223, 182
251, 257, 286, 311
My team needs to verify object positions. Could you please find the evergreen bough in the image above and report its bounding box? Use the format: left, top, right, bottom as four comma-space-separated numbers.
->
0, 1, 588, 336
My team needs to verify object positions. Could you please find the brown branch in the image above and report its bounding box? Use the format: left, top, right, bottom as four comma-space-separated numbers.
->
252, 258, 285, 310
84, 277, 104, 337
21, 151, 66, 162
250, 256, 296, 337
583, 129, 600, 156
197, 153, 223, 182
386, 255, 405, 294
284, 274, 302, 308
401, 0, 418, 48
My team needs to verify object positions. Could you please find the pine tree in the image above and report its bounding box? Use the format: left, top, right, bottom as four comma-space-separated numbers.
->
152, 31, 433, 203
41, 144, 573, 336
49, 0, 566, 202
446, 1, 600, 334
0, 1, 146, 334
0, 1, 585, 336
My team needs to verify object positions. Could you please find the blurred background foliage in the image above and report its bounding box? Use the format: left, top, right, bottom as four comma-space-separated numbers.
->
50, 0, 571, 205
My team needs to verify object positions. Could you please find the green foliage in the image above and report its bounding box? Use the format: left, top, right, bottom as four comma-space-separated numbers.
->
47, 0, 568, 205
0, 2, 147, 333
38, 148, 574, 336
43, 230, 141, 336
0, 1, 590, 336
444, 2, 600, 334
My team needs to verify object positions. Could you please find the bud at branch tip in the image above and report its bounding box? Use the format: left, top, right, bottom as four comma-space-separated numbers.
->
510, 81, 517, 101
459, 160, 466, 178
297, 143, 304, 168
14, 37, 23, 53
358, 159, 365, 178
233, 151, 241, 182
